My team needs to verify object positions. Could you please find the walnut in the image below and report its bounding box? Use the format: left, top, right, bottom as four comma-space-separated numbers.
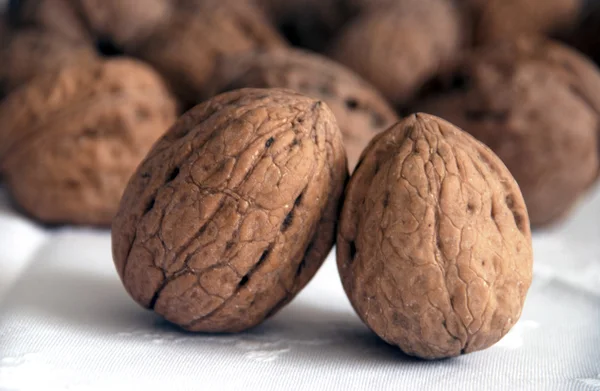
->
111, 88, 348, 332
9, 0, 93, 43
329, 0, 464, 107
0, 28, 98, 93
0, 58, 178, 226
467, 0, 579, 45
209, 48, 398, 170
337, 113, 533, 359
135, 0, 286, 106
9, 0, 171, 50
417, 37, 600, 227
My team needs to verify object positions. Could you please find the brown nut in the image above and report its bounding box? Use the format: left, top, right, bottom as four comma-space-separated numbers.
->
0, 58, 178, 226
112, 88, 348, 332
329, 0, 464, 107
0, 28, 98, 93
255, 0, 357, 51
136, 0, 286, 106
468, 0, 579, 45
209, 48, 398, 171
337, 113, 533, 359
417, 37, 600, 227
9, 0, 171, 50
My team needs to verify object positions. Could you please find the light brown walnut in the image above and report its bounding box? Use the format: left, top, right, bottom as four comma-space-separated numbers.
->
337, 113, 533, 359
112, 88, 348, 332
0, 58, 178, 226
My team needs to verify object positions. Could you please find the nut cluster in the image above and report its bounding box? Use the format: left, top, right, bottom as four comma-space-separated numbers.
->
2, 0, 600, 360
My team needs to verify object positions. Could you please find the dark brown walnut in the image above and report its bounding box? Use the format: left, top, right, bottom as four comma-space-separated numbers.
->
0, 58, 177, 226
559, 3, 600, 65
337, 113, 533, 359
112, 88, 347, 332
208, 48, 398, 170
417, 37, 600, 227
0, 28, 98, 93
466, 0, 580, 45
329, 0, 464, 107
135, 0, 286, 107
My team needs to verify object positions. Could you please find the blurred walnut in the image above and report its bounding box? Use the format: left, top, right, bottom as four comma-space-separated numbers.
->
0, 28, 97, 93
0, 58, 177, 226
468, 0, 580, 45
136, 0, 286, 106
417, 37, 600, 227
9, 0, 172, 50
329, 0, 464, 107
209, 48, 398, 170
112, 88, 347, 332
337, 113, 533, 359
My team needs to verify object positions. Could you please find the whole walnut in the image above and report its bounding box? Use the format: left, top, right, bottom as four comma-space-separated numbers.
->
9, 0, 171, 50
337, 113, 533, 359
417, 37, 600, 227
467, 0, 580, 45
209, 48, 398, 170
0, 58, 178, 226
0, 28, 98, 94
112, 88, 347, 332
135, 0, 286, 107
329, 0, 464, 107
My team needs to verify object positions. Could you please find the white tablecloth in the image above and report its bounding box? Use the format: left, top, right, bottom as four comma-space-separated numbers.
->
0, 181, 599, 391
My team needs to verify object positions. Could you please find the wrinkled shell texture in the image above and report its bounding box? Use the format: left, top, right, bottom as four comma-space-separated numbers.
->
337, 114, 533, 359
329, 0, 463, 106
0, 59, 177, 225
211, 48, 398, 170
112, 88, 347, 332
472, 0, 579, 44
0, 29, 97, 93
418, 37, 600, 227
136, 0, 286, 106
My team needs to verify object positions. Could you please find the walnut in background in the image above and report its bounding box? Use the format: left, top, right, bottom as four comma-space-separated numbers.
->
209, 48, 398, 170
417, 37, 600, 227
0, 59, 177, 225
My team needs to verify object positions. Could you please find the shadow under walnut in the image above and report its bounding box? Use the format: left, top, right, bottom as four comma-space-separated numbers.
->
0, 58, 178, 226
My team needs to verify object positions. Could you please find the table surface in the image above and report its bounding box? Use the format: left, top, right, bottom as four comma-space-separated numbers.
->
0, 182, 599, 391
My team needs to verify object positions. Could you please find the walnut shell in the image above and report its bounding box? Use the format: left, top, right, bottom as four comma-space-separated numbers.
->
112, 88, 347, 332
337, 113, 533, 359
470, 0, 579, 44
0, 58, 178, 226
0, 28, 98, 93
136, 0, 286, 106
329, 0, 464, 107
417, 37, 600, 227
209, 48, 398, 170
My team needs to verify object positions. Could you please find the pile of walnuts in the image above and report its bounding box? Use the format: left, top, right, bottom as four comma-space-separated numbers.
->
2, 0, 599, 359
